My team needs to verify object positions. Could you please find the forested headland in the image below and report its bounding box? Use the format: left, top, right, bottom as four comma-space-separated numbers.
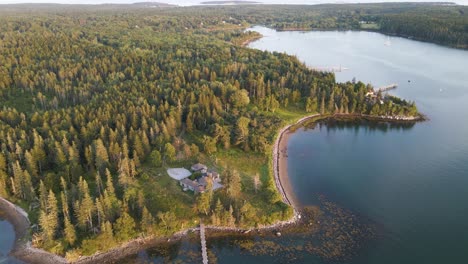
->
224, 2, 467, 49
0, 3, 429, 260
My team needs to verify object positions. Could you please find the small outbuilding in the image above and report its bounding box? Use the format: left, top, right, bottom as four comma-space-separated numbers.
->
191, 163, 208, 173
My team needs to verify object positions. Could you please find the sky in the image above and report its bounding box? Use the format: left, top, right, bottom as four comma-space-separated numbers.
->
0, 0, 467, 5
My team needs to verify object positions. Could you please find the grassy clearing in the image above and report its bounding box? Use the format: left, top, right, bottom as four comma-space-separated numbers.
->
132, 107, 311, 229
360, 22, 380, 30
270, 107, 309, 123
2, 90, 35, 113
139, 164, 198, 229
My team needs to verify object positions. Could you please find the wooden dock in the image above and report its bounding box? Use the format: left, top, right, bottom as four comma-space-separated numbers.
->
200, 222, 208, 264
309, 65, 349, 73
376, 83, 398, 92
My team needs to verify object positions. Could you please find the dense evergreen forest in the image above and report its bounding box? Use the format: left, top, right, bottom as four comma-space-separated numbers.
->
0, 3, 427, 259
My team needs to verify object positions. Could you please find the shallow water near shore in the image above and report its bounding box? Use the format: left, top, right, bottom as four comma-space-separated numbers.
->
0, 218, 22, 263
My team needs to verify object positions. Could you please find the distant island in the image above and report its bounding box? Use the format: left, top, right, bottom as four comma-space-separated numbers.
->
201, 1, 260, 4
131, 2, 175, 7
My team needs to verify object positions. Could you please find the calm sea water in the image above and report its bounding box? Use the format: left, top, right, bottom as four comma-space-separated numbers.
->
0, 218, 21, 263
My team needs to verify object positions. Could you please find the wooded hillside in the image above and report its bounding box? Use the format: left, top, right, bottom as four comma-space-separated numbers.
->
0, 4, 424, 259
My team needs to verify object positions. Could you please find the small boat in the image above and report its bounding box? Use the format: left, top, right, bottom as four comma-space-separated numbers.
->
384, 37, 391, 46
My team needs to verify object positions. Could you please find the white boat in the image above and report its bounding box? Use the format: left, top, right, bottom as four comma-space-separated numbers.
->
384, 37, 391, 46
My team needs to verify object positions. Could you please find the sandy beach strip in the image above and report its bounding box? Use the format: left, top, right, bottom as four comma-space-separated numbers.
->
275, 130, 299, 207
273, 114, 320, 210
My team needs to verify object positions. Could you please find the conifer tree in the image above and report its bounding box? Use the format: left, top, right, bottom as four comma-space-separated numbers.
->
12, 161, 24, 199
196, 193, 211, 215
99, 221, 115, 246
64, 216, 76, 246
164, 143, 176, 164
214, 199, 224, 225
95, 173, 104, 196
39, 190, 59, 241
225, 169, 241, 200
61, 191, 69, 219
227, 205, 236, 227
75, 178, 95, 230
0, 153, 6, 173
0, 171, 9, 198
95, 197, 105, 226
22, 171, 35, 202
39, 181, 48, 209
141, 206, 155, 234
115, 211, 136, 241
25, 151, 38, 177
149, 150, 162, 167
95, 139, 109, 172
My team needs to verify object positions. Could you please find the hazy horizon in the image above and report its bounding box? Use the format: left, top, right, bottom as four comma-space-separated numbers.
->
0, 0, 467, 6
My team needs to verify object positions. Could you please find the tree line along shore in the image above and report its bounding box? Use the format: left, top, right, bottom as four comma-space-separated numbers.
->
0, 2, 443, 261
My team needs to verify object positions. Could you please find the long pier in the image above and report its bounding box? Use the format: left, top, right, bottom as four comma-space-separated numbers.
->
309, 65, 349, 72
376, 83, 398, 92
200, 222, 208, 264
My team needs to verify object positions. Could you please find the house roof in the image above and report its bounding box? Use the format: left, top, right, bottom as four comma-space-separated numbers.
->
198, 176, 223, 191
180, 178, 205, 192
212, 181, 223, 191
207, 170, 219, 178
191, 163, 208, 171
180, 178, 199, 188
198, 177, 209, 186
